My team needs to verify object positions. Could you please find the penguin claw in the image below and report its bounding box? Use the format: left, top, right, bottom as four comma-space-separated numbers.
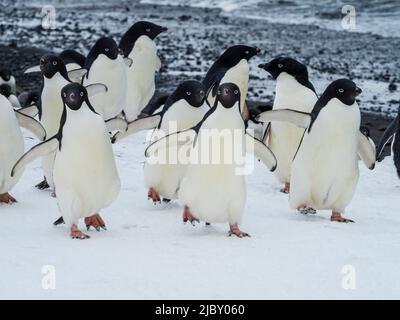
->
53, 216, 65, 226
70, 225, 90, 239
182, 205, 199, 225
35, 179, 50, 190
148, 188, 161, 203
84, 214, 107, 232
0, 193, 17, 204
298, 207, 317, 215
228, 224, 250, 238
330, 212, 354, 223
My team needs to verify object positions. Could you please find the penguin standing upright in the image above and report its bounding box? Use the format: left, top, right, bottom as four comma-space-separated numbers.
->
119, 21, 167, 122
146, 83, 277, 236
12, 83, 120, 239
0, 68, 16, 93
256, 79, 376, 222
376, 105, 400, 178
258, 57, 318, 193
24, 55, 72, 192
203, 45, 260, 121
80, 37, 129, 120
0, 90, 45, 203
113, 80, 209, 202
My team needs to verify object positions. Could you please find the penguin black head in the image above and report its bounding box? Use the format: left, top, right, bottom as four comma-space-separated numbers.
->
59, 49, 85, 67
258, 57, 308, 80
85, 37, 120, 70
0, 84, 12, 98
39, 55, 68, 79
175, 80, 206, 108
0, 68, 12, 81
215, 83, 241, 109
323, 79, 362, 106
119, 21, 167, 57
61, 83, 88, 111
220, 45, 260, 64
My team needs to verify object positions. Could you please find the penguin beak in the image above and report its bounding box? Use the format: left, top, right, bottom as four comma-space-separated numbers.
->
355, 86, 362, 96
258, 63, 270, 70
161, 27, 168, 32
24, 65, 42, 74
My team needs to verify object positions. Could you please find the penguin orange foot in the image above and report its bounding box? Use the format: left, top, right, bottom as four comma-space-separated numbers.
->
280, 182, 290, 194
70, 224, 90, 239
148, 187, 161, 203
85, 213, 107, 231
0, 193, 17, 203
330, 212, 354, 223
228, 224, 250, 238
183, 205, 199, 225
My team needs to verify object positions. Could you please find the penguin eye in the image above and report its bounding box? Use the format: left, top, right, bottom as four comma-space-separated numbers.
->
338, 88, 344, 93
186, 91, 191, 96
234, 90, 239, 95
105, 48, 109, 52
245, 50, 249, 54
146, 28, 151, 32
278, 63, 283, 68
52, 61, 57, 66
80, 92, 84, 97
63, 92, 66, 98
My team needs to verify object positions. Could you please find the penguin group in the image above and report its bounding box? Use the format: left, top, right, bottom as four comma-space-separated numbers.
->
1, 19, 395, 240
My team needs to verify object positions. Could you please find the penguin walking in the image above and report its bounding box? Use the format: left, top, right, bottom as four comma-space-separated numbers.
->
146, 83, 277, 237
75, 37, 130, 120
258, 57, 318, 193
119, 21, 167, 122
203, 45, 260, 122
0, 90, 45, 203
113, 80, 209, 202
0, 68, 16, 93
59, 49, 86, 71
256, 79, 376, 222
12, 83, 120, 239
376, 105, 400, 178
24, 55, 72, 192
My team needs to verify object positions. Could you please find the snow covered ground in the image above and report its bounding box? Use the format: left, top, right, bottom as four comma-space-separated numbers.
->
1, 128, 400, 299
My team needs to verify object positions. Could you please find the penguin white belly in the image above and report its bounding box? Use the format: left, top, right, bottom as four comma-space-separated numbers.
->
289, 102, 360, 212
53, 108, 120, 226
65, 63, 82, 72
178, 107, 246, 224
144, 102, 208, 199
41, 75, 69, 188
208, 59, 249, 109
0, 98, 24, 193
84, 55, 127, 120
268, 74, 317, 184
124, 39, 159, 122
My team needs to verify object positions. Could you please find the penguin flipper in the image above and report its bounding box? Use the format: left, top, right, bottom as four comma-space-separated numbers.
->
11, 137, 59, 177
68, 68, 87, 83
85, 83, 108, 97
112, 114, 161, 144
376, 116, 398, 160
16, 104, 39, 118
105, 117, 128, 133
24, 65, 41, 74
9, 95, 21, 109
256, 109, 311, 128
246, 133, 277, 172
14, 110, 46, 141
145, 129, 196, 158
358, 131, 376, 170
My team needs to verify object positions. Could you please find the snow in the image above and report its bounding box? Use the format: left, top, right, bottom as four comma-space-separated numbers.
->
1, 127, 400, 299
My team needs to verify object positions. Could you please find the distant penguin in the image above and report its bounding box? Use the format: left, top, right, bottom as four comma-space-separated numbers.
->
203, 45, 260, 121
16, 91, 40, 117
257, 79, 376, 222
113, 80, 209, 202
0, 68, 16, 93
146, 83, 277, 237
258, 57, 318, 193
59, 49, 86, 71
0, 84, 21, 109
24, 55, 72, 192
119, 21, 167, 122
0, 90, 45, 203
376, 105, 400, 178
80, 37, 129, 120
12, 83, 120, 239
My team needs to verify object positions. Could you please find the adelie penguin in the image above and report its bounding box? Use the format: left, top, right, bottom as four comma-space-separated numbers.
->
12, 83, 120, 239
0, 84, 21, 109
256, 79, 376, 223
119, 21, 167, 122
70, 37, 131, 121
203, 45, 260, 122
146, 83, 277, 237
113, 80, 209, 203
258, 57, 318, 194
376, 104, 400, 178
0, 68, 16, 93
0, 88, 45, 204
